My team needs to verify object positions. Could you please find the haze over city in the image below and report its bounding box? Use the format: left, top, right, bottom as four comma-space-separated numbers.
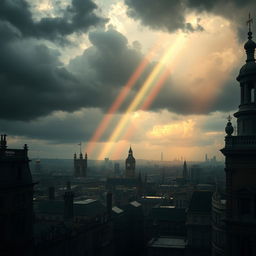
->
1, 0, 256, 161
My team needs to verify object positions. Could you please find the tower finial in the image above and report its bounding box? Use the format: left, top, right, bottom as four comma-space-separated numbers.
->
78, 142, 82, 154
247, 13, 253, 39
225, 115, 234, 136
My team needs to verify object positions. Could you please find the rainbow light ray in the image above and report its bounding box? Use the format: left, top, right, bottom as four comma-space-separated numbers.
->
98, 35, 187, 160
85, 38, 164, 156
111, 67, 173, 159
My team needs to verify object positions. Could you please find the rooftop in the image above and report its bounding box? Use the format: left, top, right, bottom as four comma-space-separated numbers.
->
148, 236, 186, 249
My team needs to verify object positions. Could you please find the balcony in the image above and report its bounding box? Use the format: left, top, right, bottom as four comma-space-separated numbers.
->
225, 136, 256, 149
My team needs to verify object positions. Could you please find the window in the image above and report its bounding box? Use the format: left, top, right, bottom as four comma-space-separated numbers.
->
251, 88, 255, 103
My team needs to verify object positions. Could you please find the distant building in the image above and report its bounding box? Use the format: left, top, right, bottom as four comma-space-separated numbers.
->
173, 190, 191, 209
74, 152, 87, 177
182, 161, 188, 183
146, 206, 186, 238
0, 135, 34, 255
114, 163, 120, 177
190, 165, 202, 184
125, 147, 136, 178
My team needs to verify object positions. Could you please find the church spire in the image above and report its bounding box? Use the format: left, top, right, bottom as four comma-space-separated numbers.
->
245, 13, 256, 63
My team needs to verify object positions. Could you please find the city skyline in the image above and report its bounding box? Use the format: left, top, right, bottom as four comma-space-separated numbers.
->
1, 0, 256, 160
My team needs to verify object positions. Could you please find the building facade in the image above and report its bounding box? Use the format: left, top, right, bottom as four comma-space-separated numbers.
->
220, 27, 256, 256
0, 135, 34, 255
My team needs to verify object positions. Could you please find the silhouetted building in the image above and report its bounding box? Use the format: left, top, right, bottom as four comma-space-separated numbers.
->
114, 163, 120, 177
220, 23, 256, 256
0, 135, 34, 255
34, 195, 113, 256
146, 206, 186, 238
125, 147, 136, 178
190, 165, 202, 184
186, 190, 213, 256
182, 161, 188, 183
74, 152, 87, 177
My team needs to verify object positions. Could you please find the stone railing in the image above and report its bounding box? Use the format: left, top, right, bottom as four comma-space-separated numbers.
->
225, 136, 256, 148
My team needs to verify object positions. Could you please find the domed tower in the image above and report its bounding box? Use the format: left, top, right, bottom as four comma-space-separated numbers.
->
0, 135, 34, 255
221, 17, 256, 256
125, 147, 136, 178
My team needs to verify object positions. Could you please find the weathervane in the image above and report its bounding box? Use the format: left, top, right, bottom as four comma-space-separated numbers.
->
247, 13, 253, 34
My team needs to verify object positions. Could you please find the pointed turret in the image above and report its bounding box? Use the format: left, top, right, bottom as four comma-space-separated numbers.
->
183, 161, 188, 182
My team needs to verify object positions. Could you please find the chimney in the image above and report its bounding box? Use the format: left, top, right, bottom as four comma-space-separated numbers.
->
64, 191, 74, 220
106, 191, 112, 219
48, 186, 55, 200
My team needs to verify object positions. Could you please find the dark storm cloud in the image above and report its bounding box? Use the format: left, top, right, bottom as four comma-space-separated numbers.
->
0, 109, 120, 143
0, 0, 107, 41
0, 22, 241, 122
124, 0, 256, 35
0, 27, 144, 120
148, 73, 239, 115
68, 29, 143, 90
124, 0, 204, 33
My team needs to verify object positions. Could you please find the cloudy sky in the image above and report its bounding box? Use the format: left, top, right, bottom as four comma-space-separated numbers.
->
0, 0, 255, 161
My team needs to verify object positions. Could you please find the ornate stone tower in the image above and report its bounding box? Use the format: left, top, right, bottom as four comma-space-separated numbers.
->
74, 152, 87, 177
125, 147, 136, 178
221, 19, 256, 256
0, 135, 34, 255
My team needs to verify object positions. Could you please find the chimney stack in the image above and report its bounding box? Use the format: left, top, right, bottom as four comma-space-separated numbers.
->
64, 191, 74, 220
0, 134, 7, 150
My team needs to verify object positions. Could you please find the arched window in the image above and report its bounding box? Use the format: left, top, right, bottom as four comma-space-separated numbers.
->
251, 88, 255, 103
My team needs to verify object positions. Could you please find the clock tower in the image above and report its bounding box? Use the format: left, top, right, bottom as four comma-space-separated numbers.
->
125, 147, 136, 178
